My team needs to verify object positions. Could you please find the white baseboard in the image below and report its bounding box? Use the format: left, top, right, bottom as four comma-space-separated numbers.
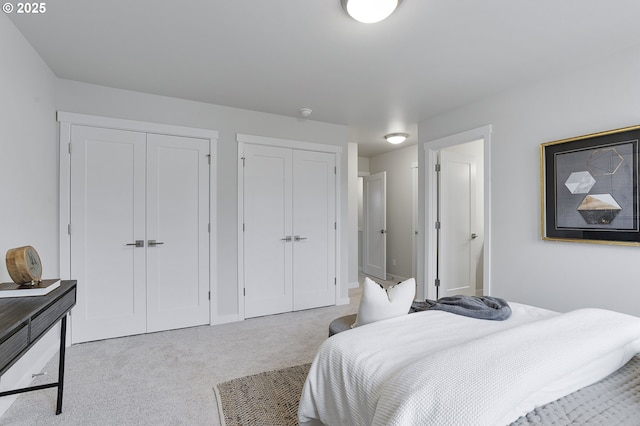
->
336, 297, 350, 306
348, 280, 359, 289
386, 274, 409, 283
210, 313, 241, 325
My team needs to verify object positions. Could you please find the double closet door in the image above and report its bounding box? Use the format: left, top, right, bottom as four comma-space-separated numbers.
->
69, 126, 210, 343
242, 144, 336, 318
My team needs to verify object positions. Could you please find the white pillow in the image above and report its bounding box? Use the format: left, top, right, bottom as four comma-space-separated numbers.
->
352, 277, 416, 328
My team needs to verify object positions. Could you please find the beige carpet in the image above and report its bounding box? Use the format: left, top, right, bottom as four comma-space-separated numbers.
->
214, 363, 311, 426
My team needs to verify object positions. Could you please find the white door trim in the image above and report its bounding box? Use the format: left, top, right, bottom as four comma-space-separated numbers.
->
237, 133, 342, 153
423, 125, 492, 301
237, 133, 342, 320
58, 112, 219, 326
57, 112, 219, 140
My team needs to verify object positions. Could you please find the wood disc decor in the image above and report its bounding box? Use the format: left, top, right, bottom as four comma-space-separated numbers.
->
6, 245, 43, 284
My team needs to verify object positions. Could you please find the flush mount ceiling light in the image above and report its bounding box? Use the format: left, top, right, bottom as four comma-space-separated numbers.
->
341, 0, 402, 24
299, 107, 312, 117
384, 133, 409, 144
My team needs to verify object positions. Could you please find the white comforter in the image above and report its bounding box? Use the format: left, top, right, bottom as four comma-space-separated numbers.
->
298, 303, 640, 426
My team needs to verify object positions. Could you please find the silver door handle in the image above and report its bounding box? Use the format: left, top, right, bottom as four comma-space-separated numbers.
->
126, 240, 144, 247
148, 240, 164, 246
281, 236, 292, 242
294, 235, 307, 241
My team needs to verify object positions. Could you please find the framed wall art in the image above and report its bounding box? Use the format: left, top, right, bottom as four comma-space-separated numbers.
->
540, 124, 640, 245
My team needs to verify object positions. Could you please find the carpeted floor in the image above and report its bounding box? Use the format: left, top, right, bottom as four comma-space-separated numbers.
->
214, 363, 311, 426
0, 283, 365, 425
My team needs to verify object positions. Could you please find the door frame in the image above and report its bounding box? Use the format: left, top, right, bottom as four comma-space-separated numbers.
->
423, 125, 492, 301
237, 133, 342, 321
58, 112, 219, 330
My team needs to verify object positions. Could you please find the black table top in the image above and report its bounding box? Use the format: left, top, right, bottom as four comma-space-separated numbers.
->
0, 280, 77, 343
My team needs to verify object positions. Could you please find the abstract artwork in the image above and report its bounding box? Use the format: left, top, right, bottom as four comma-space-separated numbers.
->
541, 125, 640, 245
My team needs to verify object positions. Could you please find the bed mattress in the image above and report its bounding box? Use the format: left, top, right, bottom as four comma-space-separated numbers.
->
299, 303, 640, 426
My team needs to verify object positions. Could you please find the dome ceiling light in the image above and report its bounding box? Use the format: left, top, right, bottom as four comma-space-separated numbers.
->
341, 0, 402, 24
299, 107, 313, 117
384, 133, 409, 144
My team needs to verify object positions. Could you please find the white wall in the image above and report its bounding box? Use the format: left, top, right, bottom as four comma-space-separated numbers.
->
358, 156, 370, 173
0, 15, 57, 282
0, 13, 61, 416
369, 144, 418, 280
54, 79, 350, 321
419, 45, 640, 316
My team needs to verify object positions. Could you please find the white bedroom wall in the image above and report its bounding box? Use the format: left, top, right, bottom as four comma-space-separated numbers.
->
418, 44, 640, 316
0, 13, 61, 416
53, 79, 350, 321
358, 156, 370, 173
0, 15, 57, 284
369, 144, 418, 281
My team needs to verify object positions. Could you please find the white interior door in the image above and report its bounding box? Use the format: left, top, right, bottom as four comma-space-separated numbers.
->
439, 150, 477, 297
243, 144, 293, 318
70, 126, 147, 343
146, 134, 210, 332
363, 172, 387, 280
292, 150, 336, 310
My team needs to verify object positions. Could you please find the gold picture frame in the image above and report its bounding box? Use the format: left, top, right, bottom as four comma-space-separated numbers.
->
540, 124, 640, 246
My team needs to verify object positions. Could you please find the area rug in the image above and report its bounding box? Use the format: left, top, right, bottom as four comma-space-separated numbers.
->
214, 363, 311, 426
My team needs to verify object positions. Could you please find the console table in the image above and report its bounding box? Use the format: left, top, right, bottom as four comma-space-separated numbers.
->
0, 280, 77, 415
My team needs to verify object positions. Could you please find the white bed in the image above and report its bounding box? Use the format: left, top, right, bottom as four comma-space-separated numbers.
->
298, 303, 640, 426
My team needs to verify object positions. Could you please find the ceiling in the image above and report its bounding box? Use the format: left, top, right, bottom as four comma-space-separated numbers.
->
9, 1, 640, 157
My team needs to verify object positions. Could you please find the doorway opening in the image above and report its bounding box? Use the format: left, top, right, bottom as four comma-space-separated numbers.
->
424, 125, 492, 301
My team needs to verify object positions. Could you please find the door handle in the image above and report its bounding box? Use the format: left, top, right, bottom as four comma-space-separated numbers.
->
148, 240, 164, 247
294, 235, 307, 241
380, 229, 386, 234
471, 233, 478, 239
281, 236, 292, 242
126, 240, 144, 247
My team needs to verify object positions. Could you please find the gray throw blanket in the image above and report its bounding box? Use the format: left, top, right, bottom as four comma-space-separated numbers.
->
410, 295, 511, 321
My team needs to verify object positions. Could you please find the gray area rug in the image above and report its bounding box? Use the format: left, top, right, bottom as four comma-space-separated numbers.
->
214, 363, 311, 426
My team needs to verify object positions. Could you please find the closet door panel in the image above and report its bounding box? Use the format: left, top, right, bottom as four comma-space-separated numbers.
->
70, 126, 147, 343
243, 144, 293, 318
146, 134, 210, 332
292, 150, 336, 310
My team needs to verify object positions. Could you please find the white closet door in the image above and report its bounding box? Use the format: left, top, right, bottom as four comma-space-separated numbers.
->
146, 134, 210, 332
243, 144, 293, 318
292, 150, 336, 310
70, 126, 147, 343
